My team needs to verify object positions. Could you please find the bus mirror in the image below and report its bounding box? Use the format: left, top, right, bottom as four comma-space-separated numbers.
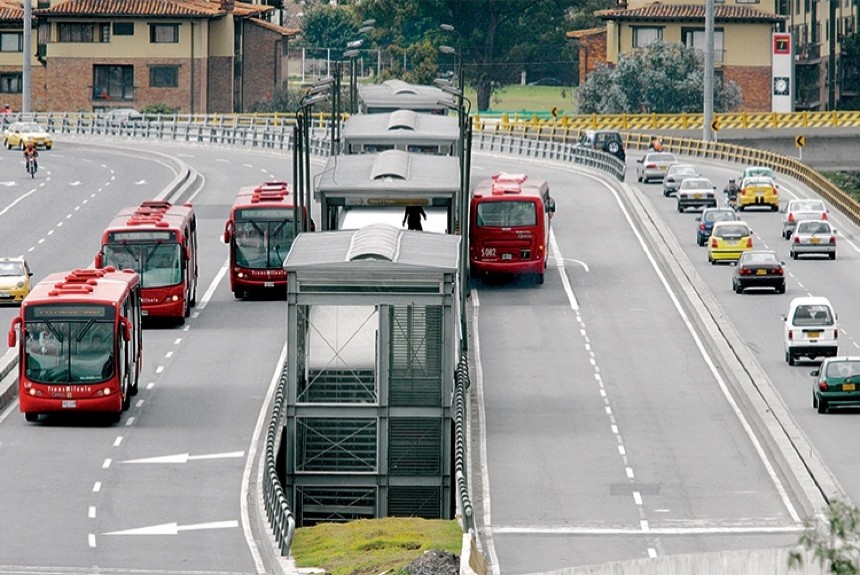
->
222, 222, 232, 244
546, 198, 556, 214
8, 317, 21, 348
121, 317, 132, 341
183, 246, 191, 262
94, 253, 103, 267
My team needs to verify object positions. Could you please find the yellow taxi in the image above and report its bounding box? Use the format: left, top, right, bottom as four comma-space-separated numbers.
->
0, 257, 33, 304
707, 220, 753, 264
737, 176, 779, 211
2, 121, 53, 150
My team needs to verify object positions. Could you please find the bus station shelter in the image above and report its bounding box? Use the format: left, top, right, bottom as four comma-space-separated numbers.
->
341, 109, 460, 156
313, 149, 461, 232
282, 224, 461, 526
357, 79, 455, 114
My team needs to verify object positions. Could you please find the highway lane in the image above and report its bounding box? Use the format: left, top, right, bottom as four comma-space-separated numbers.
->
0, 139, 294, 573
635, 154, 860, 506
468, 156, 804, 574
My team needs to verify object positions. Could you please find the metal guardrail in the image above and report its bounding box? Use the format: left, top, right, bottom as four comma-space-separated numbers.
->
264, 364, 295, 555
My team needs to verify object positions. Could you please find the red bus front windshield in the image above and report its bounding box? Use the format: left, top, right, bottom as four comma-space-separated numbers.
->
102, 243, 181, 289
233, 209, 295, 269
476, 200, 538, 228
24, 308, 115, 384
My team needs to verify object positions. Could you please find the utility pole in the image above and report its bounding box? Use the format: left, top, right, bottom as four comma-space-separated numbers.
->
23, 0, 32, 113
703, 0, 715, 141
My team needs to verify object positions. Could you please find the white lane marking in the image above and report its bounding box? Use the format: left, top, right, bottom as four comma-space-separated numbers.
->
549, 230, 579, 310
123, 451, 245, 464
604, 176, 802, 523
92, 482, 101, 493
195, 258, 229, 311
102, 459, 111, 469
471, 290, 501, 575
492, 524, 804, 535
88, 506, 96, 519
113, 436, 123, 447
105, 520, 239, 536
88, 533, 96, 548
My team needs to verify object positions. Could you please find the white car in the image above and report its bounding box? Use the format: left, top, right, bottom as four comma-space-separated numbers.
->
783, 296, 838, 365
790, 219, 837, 260
676, 177, 717, 212
781, 198, 828, 239
662, 164, 700, 197
636, 152, 677, 183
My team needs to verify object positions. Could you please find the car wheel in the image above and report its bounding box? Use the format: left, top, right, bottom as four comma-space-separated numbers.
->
607, 141, 620, 154
829, 252, 836, 261
777, 284, 786, 294
663, 189, 669, 197
637, 173, 642, 183
19, 141, 25, 150
4, 140, 10, 150
817, 398, 828, 414
696, 237, 704, 247
772, 205, 779, 212
788, 353, 796, 366
24, 412, 39, 423
812, 393, 818, 409
677, 204, 684, 213
791, 251, 798, 260
45, 144, 52, 150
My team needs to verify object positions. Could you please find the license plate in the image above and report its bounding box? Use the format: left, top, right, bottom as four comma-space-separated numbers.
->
62, 400, 77, 409
756, 269, 766, 275
264, 282, 275, 287
501, 253, 513, 260
0, 291, 9, 297
843, 383, 856, 391
141, 310, 149, 316
806, 331, 821, 338
727, 240, 738, 246
693, 193, 702, 199
659, 166, 667, 171
810, 238, 820, 244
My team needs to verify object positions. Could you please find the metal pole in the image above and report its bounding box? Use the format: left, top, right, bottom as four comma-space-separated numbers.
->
703, 0, 715, 141
331, 62, 340, 156
293, 122, 301, 241
303, 109, 311, 232
22, 0, 32, 113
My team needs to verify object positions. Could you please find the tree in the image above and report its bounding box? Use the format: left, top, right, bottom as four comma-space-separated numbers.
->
789, 498, 860, 574
296, 3, 358, 53
577, 40, 743, 114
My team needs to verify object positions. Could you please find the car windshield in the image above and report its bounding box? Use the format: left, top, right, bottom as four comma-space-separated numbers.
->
745, 167, 773, 178
793, 304, 834, 326
797, 222, 831, 234
648, 153, 675, 162
0, 261, 25, 276
791, 201, 824, 212
744, 177, 773, 187
670, 166, 697, 175
825, 360, 860, 379
704, 210, 736, 223
683, 180, 711, 190
741, 252, 778, 266
714, 224, 749, 238
20, 123, 42, 132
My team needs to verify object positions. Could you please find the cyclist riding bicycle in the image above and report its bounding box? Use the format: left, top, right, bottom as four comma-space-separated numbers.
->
23, 141, 38, 173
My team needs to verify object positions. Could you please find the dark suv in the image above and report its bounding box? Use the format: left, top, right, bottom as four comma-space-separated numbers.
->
577, 130, 626, 162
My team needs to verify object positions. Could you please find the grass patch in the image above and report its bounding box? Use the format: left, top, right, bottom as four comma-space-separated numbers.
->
291, 517, 463, 575
822, 170, 860, 202
465, 84, 578, 116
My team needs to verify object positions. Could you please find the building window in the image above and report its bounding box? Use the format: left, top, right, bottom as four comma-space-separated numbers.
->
633, 27, 662, 48
150, 65, 179, 88
0, 32, 23, 52
0, 73, 22, 93
683, 28, 725, 63
150, 24, 179, 43
93, 65, 134, 101
735, 0, 759, 4
113, 22, 134, 36
59, 23, 94, 42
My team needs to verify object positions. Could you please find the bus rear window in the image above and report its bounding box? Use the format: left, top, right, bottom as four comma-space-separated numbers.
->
476, 201, 537, 227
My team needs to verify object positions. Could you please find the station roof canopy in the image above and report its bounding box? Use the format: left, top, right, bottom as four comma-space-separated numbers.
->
358, 80, 456, 113
314, 150, 461, 206
341, 110, 460, 143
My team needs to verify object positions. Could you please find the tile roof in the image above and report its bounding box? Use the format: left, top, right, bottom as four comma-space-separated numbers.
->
0, 0, 24, 21
597, 3, 786, 23
248, 17, 299, 37
566, 27, 606, 39
280, 0, 303, 30
35, 0, 224, 17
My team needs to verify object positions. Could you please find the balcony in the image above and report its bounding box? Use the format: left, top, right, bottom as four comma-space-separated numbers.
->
796, 85, 823, 111
795, 42, 822, 64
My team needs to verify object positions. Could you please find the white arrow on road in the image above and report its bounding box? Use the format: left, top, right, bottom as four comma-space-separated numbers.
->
0, 181, 17, 187
122, 450, 244, 464
105, 520, 238, 536
134, 179, 147, 185
68, 181, 81, 186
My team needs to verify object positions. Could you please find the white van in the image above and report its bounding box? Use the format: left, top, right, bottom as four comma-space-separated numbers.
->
783, 296, 838, 365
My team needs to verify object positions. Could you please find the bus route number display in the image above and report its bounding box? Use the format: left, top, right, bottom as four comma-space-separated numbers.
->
108, 231, 176, 242
27, 304, 112, 320
235, 209, 292, 220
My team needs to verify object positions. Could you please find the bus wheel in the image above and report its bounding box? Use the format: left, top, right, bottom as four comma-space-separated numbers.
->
233, 289, 247, 300
534, 273, 545, 285
24, 412, 39, 423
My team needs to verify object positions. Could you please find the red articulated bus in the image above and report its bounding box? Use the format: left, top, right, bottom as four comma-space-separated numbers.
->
95, 200, 198, 323
222, 181, 310, 299
8, 267, 143, 424
469, 173, 556, 284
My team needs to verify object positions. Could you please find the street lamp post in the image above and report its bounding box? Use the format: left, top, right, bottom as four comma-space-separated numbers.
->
294, 89, 329, 238
344, 44, 362, 115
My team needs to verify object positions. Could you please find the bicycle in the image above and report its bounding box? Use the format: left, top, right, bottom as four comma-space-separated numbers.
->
26, 156, 37, 178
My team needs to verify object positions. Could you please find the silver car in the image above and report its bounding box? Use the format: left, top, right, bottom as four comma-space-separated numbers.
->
781, 198, 828, 239
790, 219, 837, 260
676, 177, 717, 212
662, 164, 699, 197
636, 152, 677, 183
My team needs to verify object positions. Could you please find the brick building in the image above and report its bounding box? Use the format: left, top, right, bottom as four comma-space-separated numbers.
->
0, 0, 298, 114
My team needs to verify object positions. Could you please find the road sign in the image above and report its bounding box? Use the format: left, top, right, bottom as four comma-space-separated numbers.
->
795, 135, 806, 148
551, 107, 558, 118
711, 119, 721, 132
